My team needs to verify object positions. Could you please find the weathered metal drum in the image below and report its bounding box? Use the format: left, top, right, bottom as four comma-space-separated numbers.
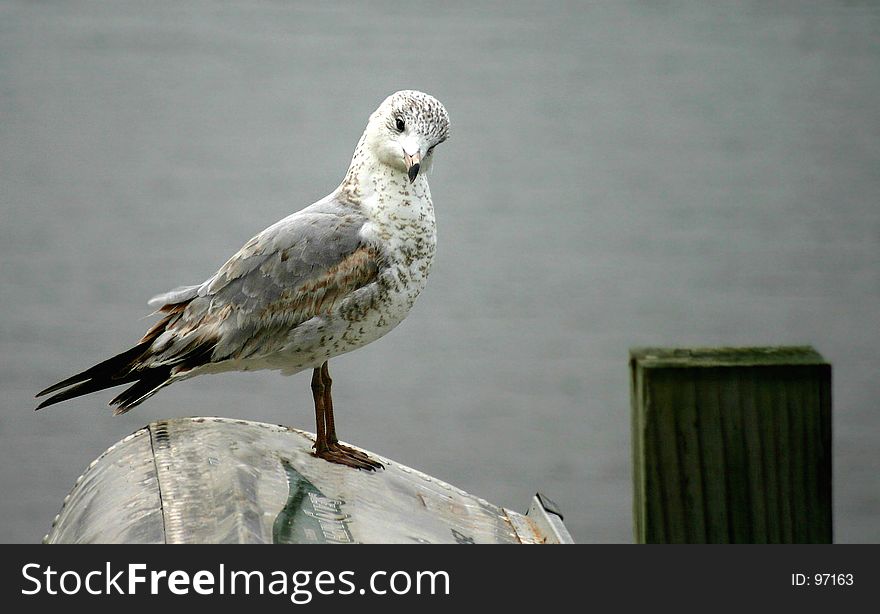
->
44, 417, 572, 544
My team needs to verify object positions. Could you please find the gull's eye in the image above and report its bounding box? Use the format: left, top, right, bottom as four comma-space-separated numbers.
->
395, 117, 405, 132
426, 145, 435, 156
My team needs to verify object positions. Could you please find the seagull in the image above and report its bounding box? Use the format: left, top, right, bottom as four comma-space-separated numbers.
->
36, 90, 450, 471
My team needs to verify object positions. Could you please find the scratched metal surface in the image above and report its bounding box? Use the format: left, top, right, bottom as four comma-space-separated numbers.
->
44, 417, 543, 544
44, 427, 165, 544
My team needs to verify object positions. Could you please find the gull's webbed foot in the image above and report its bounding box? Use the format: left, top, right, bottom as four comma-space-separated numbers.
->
314, 442, 384, 471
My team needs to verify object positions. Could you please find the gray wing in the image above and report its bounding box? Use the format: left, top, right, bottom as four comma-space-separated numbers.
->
145, 194, 380, 364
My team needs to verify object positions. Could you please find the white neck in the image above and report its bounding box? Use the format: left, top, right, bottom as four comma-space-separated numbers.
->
337, 133, 432, 219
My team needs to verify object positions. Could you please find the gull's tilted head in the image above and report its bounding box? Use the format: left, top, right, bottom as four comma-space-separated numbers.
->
364, 90, 450, 183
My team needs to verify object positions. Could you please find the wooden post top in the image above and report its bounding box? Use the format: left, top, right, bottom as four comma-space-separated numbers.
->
630, 346, 828, 369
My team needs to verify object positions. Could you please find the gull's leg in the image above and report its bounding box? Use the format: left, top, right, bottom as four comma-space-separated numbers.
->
310, 367, 328, 454
321, 361, 339, 445
313, 361, 384, 471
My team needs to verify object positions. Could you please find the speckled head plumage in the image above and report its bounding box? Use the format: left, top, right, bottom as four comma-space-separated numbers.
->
363, 90, 450, 183
384, 90, 450, 145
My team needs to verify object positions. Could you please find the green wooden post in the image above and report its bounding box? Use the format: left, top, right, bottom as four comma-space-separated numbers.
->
630, 347, 832, 543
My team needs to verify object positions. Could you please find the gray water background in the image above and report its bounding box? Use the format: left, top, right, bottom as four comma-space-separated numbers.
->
1, 1, 878, 543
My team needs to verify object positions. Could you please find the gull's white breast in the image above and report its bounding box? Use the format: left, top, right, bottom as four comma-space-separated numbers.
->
237, 173, 437, 376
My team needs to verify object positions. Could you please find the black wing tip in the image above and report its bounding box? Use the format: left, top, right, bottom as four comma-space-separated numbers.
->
35, 379, 79, 399
33, 325, 210, 414
35, 394, 62, 411
107, 367, 174, 414
33, 337, 161, 404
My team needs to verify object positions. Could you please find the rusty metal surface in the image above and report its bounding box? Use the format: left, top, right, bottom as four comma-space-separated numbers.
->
44, 417, 567, 544
527, 495, 575, 544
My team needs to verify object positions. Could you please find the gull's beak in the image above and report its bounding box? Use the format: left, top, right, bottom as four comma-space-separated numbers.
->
402, 138, 422, 183
405, 151, 422, 183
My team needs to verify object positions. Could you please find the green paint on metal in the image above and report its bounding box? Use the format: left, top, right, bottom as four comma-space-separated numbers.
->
272, 459, 355, 544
